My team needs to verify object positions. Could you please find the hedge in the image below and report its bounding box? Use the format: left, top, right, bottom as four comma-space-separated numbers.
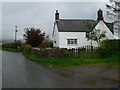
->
99, 39, 120, 58
2, 42, 21, 49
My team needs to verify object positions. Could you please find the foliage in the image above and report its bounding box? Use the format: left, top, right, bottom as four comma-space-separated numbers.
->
64, 50, 72, 58
2, 42, 21, 49
23, 51, 120, 67
31, 47, 100, 59
39, 41, 53, 48
79, 50, 101, 59
2, 48, 17, 52
99, 39, 120, 58
31, 48, 66, 59
39, 35, 53, 48
19, 44, 31, 53
86, 29, 106, 46
47, 48, 65, 58
23, 27, 45, 47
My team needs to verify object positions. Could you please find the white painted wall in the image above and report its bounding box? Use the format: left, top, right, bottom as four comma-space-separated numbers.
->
53, 20, 114, 49
118, 29, 120, 39
94, 21, 114, 39
53, 23, 59, 47
59, 32, 92, 49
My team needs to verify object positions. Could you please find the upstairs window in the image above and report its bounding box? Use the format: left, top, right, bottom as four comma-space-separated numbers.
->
67, 39, 77, 45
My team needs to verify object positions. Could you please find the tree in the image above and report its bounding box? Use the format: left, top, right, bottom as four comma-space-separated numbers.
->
106, 0, 120, 39
86, 29, 106, 47
23, 27, 45, 47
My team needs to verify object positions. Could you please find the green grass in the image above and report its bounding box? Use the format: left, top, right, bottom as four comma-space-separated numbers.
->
2, 48, 17, 52
111, 64, 120, 68
23, 52, 120, 67
79, 50, 100, 59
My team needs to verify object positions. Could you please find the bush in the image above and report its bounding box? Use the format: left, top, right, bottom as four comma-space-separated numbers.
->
79, 50, 101, 59
99, 39, 120, 58
2, 42, 22, 49
19, 44, 31, 53
39, 41, 53, 48
64, 50, 72, 58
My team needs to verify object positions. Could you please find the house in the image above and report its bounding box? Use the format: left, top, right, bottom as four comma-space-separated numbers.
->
52, 9, 114, 49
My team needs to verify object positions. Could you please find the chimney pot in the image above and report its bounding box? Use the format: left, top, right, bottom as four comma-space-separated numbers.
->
97, 9, 104, 21
56, 10, 58, 13
55, 10, 59, 21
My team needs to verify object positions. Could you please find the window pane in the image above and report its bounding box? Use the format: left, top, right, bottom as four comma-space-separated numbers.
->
67, 39, 77, 45
67, 39, 70, 44
75, 39, 77, 44
71, 40, 74, 44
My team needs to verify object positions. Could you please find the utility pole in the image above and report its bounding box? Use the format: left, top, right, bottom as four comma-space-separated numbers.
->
106, 0, 120, 39
15, 26, 18, 42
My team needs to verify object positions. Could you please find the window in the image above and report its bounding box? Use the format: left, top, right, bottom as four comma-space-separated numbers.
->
67, 39, 77, 45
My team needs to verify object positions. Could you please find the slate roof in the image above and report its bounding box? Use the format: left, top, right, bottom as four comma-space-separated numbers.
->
57, 19, 95, 32
56, 19, 113, 33
106, 22, 114, 34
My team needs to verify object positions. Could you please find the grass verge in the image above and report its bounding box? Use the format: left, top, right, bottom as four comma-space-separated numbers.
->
23, 51, 120, 67
2, 48, 17, 52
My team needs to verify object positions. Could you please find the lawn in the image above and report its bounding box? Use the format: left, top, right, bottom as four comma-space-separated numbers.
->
23, 52, 120, 67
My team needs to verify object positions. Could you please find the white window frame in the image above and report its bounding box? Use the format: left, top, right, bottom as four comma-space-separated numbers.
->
67, 38, 78, 45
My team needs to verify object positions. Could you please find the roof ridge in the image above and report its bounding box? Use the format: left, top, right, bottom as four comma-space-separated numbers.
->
94, 20, 113, 24
59, 19, 94, 21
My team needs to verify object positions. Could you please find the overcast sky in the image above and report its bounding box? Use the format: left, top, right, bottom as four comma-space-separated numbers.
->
1, 2, 111, 41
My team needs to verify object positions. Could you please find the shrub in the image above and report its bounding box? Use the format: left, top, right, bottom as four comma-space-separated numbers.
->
64, 50, 72, 58
19, 44, 31, 53
79, 50, 101, 59
39, 41, 53, 48
2, 42, 21, 49
99, 39, 120, 58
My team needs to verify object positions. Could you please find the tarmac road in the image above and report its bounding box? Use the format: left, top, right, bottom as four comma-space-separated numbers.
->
0, 50, 2, 89
2, 51, 85, 88
2, 51, 119, 88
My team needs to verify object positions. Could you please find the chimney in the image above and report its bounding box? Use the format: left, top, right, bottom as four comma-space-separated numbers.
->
97, 9, 104, 21
55, 10, 59, 21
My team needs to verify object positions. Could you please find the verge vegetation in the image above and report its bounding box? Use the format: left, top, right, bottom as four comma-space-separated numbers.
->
2, 39, 120, 67
23, 51, 120, 67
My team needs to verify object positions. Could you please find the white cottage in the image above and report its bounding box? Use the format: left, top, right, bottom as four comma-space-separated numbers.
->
52, 9, 114, 49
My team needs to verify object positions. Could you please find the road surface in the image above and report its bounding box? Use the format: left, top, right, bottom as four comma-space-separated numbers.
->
2, 51, 119, 88
0, 50, 2, 89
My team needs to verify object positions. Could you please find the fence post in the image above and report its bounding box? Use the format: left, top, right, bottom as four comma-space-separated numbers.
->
78, 48, 80, 58
83, 46, 84, 59
73, 48, 75, 58
72, 48, 73, 58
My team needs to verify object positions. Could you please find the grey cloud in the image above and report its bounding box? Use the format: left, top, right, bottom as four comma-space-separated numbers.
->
2, 2, 111, 42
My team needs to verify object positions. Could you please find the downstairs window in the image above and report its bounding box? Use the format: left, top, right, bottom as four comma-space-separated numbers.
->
67, 39, 77, 45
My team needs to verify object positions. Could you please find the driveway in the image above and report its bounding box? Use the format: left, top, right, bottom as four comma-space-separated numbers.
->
2, 51, 120, 88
